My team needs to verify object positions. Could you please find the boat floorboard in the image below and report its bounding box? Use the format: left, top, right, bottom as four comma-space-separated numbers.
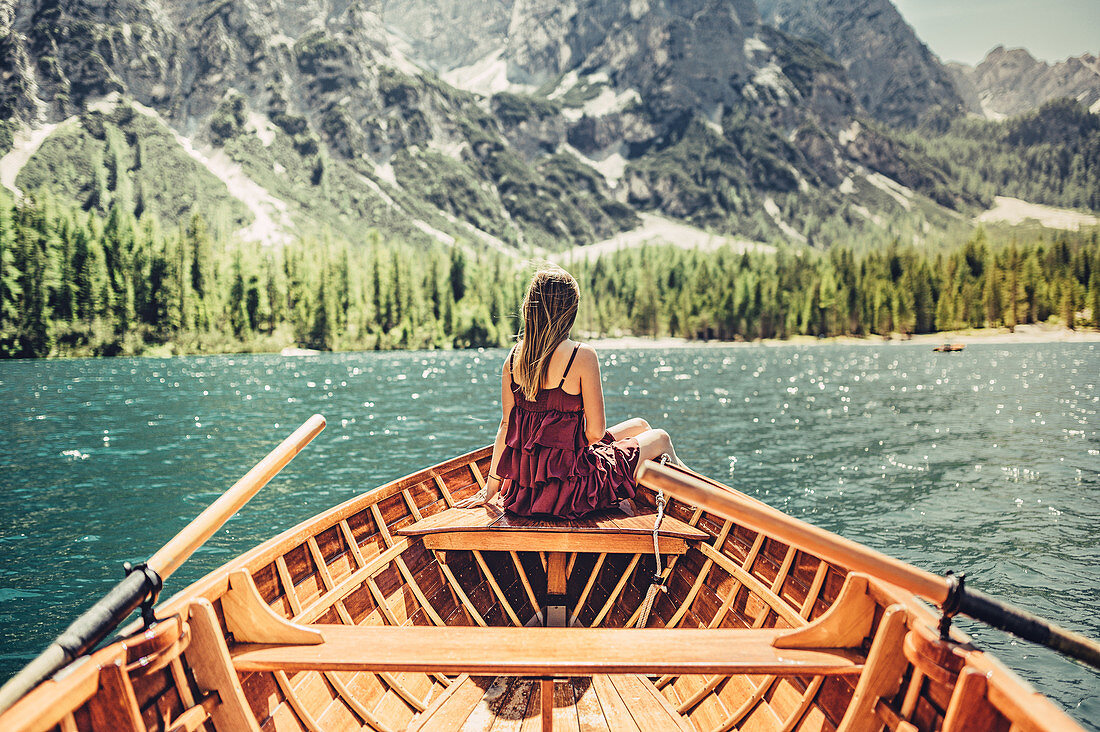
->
409, 674, 692, 731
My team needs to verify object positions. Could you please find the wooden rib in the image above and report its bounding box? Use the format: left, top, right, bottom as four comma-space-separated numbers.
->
402, 489, 424, 521
470, 462, 487, 488
274, 670, 323, 732
570, 552, 607, 626
566, 552, 578, 578
667, 521, 732, 628
653, 531, 767, 693
306, 536, 354, 625
591, 554, 642, 627
622, 503, 705, 628
294, 538, 410, 623
676, 675, 726, 714
370, 504, 396, 545
366, 576, 401, 626
711, 675, 778, 732
539, 552, 547, 572
473, 549, 523, 626
511, 551, 544, 624
900, 669, 925, 718
753, 545, 798, 628
59, 714, 78, 732
699, 542, 803, 627
780, 676, 825, 732
434, 550, 488, 627
325, 591, 431, 716
323, 671, 393, 732
169, 657, 196, 708
378, 672, 429, 712
433, 474, 455, 507
394, 556, 447, 626
275, 555, 304, 615
370, 503, 446, 626
339, 519, 367, 567
801, 561, 830, 619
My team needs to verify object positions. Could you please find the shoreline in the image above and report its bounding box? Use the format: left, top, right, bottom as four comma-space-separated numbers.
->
9, 324, 1099, 361
587, 324, 1100, 350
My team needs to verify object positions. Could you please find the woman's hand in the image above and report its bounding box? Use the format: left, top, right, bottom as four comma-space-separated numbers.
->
456, 476, 503, 512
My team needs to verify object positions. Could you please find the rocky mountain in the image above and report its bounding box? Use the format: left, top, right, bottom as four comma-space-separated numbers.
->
755, 0, 964, 127
948, 46, 1100, 120
0, 0, 1047, 254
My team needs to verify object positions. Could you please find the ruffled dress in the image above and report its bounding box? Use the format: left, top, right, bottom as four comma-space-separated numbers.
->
498, 345, 640, 519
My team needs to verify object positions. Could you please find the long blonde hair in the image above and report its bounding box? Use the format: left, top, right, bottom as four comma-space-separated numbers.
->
513, 266, 580, 401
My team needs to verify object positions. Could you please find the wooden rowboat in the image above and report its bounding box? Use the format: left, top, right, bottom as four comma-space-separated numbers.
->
0, 416, 1092, 731
932, 344, 966, 352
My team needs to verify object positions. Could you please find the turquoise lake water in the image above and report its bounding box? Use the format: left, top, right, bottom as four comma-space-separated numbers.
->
0, 343, 1097, 727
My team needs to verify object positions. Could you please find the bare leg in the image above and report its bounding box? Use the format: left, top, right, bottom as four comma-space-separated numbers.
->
633, 428, 686, 482
607, 417, 650, 441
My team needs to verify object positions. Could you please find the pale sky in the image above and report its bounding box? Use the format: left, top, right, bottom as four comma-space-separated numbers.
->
891, 0, 1099, 66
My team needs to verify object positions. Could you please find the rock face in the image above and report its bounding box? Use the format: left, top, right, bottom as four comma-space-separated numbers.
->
0, 0, 999, 249
756, 0, 964, 126
948, 46, 1100, 119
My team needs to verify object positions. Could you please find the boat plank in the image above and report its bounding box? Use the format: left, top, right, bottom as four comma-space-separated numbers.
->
231, 626, 865, 676
589, 675, 641, 732
398, 507, 707, 542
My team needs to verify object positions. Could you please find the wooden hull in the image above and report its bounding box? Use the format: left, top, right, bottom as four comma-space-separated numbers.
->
0, 447, 1083, 732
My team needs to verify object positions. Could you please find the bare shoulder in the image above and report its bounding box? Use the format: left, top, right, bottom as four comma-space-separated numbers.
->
573, 342, 600, 372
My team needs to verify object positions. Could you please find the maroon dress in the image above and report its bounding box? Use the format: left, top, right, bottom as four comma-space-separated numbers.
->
498, 345, 640, 519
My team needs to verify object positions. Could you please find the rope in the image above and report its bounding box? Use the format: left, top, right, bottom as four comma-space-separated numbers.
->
635, 455, 670, 628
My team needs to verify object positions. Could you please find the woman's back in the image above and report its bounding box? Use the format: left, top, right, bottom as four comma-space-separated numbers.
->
500, 339, 640, 518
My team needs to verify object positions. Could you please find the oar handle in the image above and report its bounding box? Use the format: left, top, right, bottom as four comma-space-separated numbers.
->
637, 460, 951, 604
148, 414, 326, 578
637, 461, 1100, 671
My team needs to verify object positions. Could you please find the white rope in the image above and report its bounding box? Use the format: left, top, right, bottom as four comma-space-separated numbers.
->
635, 455, 670, 628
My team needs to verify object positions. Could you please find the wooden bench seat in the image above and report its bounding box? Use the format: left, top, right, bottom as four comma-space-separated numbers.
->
229, 626, 865, 677
396, 507, 709, 554
409, 674, 692, 731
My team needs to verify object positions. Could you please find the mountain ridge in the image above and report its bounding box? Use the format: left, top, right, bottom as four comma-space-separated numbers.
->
0, 0, 1095, 255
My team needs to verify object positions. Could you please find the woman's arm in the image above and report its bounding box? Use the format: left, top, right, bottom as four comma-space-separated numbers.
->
577, 345, 607, 445
458, 352, 515, 508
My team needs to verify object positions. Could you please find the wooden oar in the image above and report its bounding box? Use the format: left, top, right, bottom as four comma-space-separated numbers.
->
0, 414, 326, 714
637, 460, 1100, 671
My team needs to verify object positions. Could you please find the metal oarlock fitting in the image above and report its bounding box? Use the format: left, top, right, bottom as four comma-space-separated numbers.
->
938, 570, 966, 640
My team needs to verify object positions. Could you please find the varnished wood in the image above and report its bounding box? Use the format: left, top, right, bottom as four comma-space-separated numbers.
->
639, 461, 952, 604
399, 506, 707, 541
184, 599, 262, 732
546, 553, 568, 596
422, 530, 689, 554
590, 554, 641, 627
570, 553, 606, 626
512, 552, 544, 625
85, 662, 142, 732
540, 679, 554, 732
473, 550, 524, 627
435, 551, 489, 627
230, 626, 865, 675
837, 604, 911, 732
222, 569, 323, 645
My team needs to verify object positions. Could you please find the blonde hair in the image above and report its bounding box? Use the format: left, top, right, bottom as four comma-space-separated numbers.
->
513, 266, 580, 401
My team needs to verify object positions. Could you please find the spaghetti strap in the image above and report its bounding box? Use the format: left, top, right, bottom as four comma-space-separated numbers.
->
558, 344, 580, 388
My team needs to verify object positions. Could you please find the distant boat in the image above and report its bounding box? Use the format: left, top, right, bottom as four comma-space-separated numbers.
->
933, 343, 966, 352
280, 346, 321, 356
0, 416, 1095, 731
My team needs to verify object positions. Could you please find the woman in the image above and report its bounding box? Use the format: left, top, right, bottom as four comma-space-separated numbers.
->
459, 266, 684, 517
